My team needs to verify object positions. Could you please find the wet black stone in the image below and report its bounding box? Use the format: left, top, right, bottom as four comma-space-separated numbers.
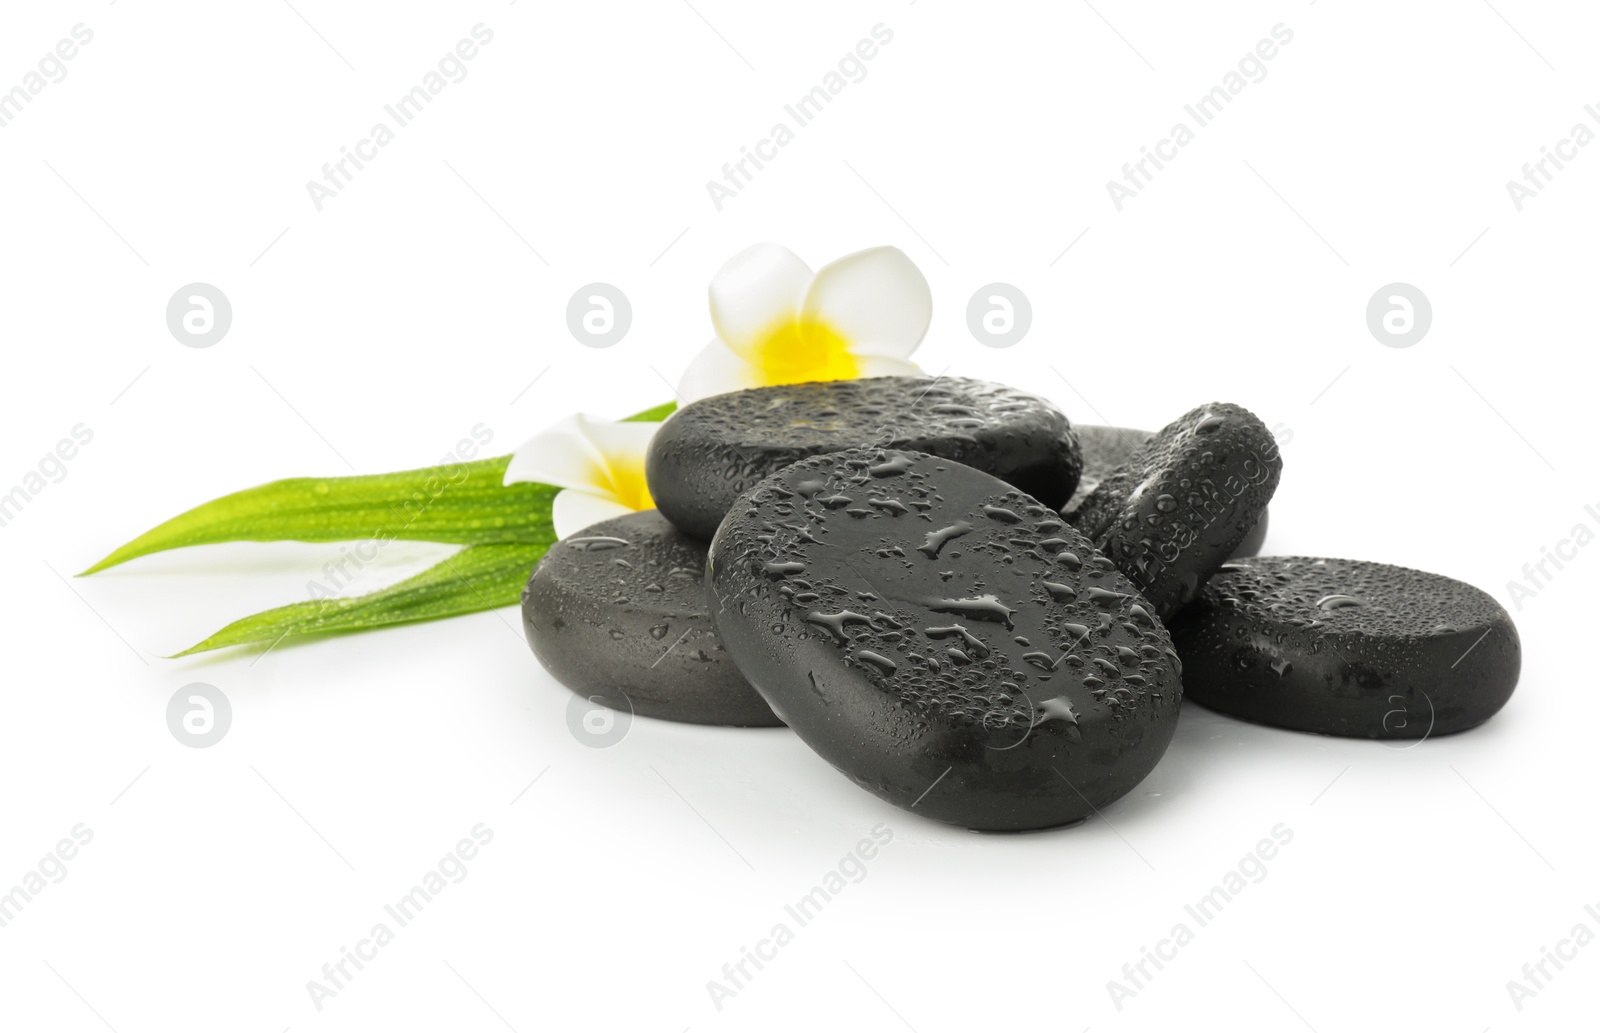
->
1232, 508, 1269, 558
1068, 404, 1281, 619
522, 510, 781, 727
647, 376, 1083, 541
708, 447, 1182, 831
1067, 425, 1270, 558
1170, 556, 1519, 738
1062, 425, 1152, 517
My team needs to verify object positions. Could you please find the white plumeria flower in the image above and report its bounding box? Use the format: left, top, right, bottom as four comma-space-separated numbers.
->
503, 413, 660, 539
678, 243, 933, 403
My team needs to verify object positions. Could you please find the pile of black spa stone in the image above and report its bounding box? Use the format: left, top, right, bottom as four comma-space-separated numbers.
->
521, 376, 1520, 832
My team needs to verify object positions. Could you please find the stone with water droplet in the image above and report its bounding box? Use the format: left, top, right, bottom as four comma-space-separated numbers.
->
1066, 405, 1281, 618
1066, 425, 1268, 556
1169, 556, 1519, 738
708, 447, 1181, 831
523, 510, 781, 727
1233, 506, 1269, 558
646, 376, 1084, 540
1061, 425, 1152, 516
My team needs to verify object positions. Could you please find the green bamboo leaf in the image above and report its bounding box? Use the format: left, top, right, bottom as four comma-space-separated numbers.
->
174, 540, 549, 656
623, 400, 677, 423
80, 457, 555, 575
83, 400, 675, 576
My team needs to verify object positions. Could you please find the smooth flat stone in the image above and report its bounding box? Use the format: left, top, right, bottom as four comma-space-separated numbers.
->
647, 376, 1083, 541
1068, 403, 1281, 619
1170, 556, 1519, 738
708, 447, 1182, 831
522, 510, 781, 727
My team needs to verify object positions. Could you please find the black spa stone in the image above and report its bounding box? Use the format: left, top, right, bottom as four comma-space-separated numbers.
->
1067, 424, 1270, 558
707, 447, 1182, 832
1062, 425, 1152, 517
1169, 557, 1520, 738
647, 376, 1083, 541
521, 510, 781, 727
1068, 404, 1281, 619
1233, 508, 1269, 558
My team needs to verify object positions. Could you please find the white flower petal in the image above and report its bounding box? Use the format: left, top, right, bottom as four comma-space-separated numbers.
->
573, 416, 658, 473
551, 489, 635, 539
503, 413, 608, 490
708, 243, 812, 360
800, 246, 931, 360
574, 414, 658, 510
855, 354, 928, 379
677, 337, 762, 403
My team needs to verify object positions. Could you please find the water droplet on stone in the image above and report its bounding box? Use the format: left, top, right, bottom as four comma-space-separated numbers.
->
918, 520, 973, 559
568, 535, 629, 552
858, 650, 898, 673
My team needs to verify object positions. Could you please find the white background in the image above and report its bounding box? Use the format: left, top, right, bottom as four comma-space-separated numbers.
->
1, 1, 1595, 1029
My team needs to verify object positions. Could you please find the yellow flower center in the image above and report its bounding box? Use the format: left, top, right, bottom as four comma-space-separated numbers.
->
751, 317, 859, 385
605, 453, 654, 512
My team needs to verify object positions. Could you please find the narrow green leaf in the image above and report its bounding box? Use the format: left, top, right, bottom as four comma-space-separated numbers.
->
623, 400, 677, 423
83, 400, 674, 576
174, 540, 548, 656
81, 458, 554, 575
